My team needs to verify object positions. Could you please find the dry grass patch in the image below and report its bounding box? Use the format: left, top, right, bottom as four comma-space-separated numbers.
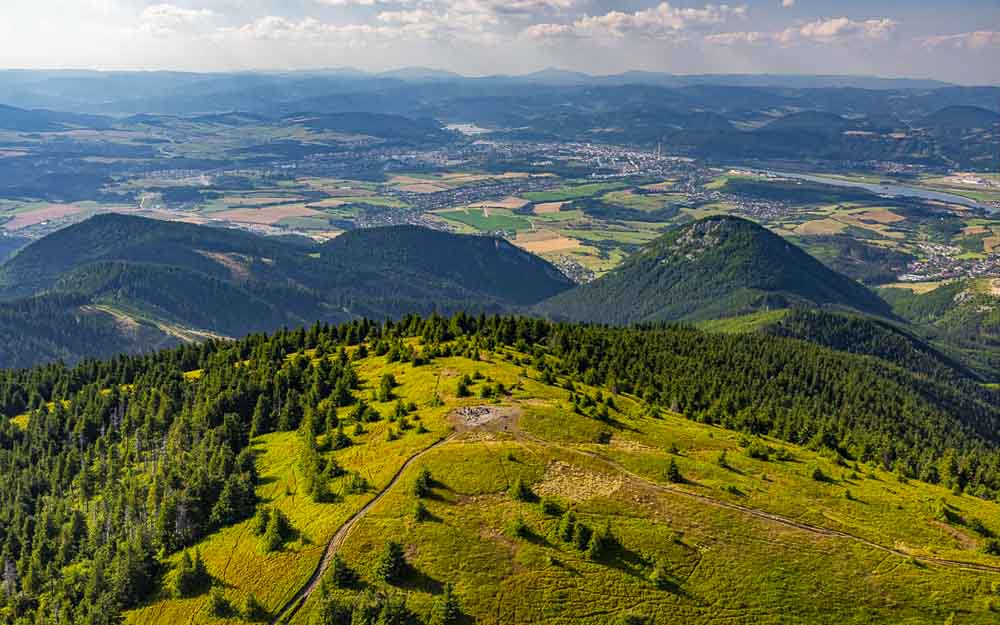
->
214, 205, 323, 225
533, 201, 567, 215
399, 183, 448, 194
834, 214, 904, 238
470, 197, 531, 210
642, 181, 675, 191
795, 219, 847, 235
534, 461, 623, 501
514, 231, 581, 254
4, 203, 86, 231
856, 208, 905, 224
306, 198, 350, 208
196, 251, 253, 281
882, 281, 947, 294
984, 233, 1000, 254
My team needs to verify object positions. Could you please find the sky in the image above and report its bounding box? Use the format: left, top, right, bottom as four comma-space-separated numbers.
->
1, 1, 998, 84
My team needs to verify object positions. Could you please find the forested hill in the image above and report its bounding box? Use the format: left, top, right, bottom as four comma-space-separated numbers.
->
0, 293, 178, 369
323, 225, 573, 306
538, 216, 893, 324
0, 215, 573, 366
0, 315, 998, 625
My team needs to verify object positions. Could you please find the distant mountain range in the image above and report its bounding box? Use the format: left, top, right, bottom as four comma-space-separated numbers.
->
0, 68, 984, 118
0, 215, 574, 367
0, 214, 912, 369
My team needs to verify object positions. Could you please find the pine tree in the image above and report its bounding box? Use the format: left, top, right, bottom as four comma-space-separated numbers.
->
261, 508, 289, 553
666, 458, 682, 483
376, 541, 407, 583
558, 511, 576, 543
428, 583, 461, 625
413, 466, 433, 498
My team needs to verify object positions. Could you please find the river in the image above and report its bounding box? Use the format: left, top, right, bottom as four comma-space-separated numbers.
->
764, 171, 989, 211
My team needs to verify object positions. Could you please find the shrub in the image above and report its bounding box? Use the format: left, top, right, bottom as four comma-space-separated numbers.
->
716, 450, 730, 469
240, 592, 268, 622
342, 472, 369, 494
509, 478, 535, 502
982, 539, 1000, 556
650, 558, 676, 590
507, 517, 531, 539
327, 553, 357, 588
540, 497, 561, 516
207, 587, 230, 617
744, 440, 771, 461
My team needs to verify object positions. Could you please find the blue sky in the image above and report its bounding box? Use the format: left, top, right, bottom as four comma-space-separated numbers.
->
1, 1, 998, 83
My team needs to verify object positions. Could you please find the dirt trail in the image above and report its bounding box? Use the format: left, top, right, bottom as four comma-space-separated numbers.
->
272, 404, 1000, 624
270, 433, 455, 625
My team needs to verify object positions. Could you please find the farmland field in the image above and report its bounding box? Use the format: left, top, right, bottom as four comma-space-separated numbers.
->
435, 208, 532, 233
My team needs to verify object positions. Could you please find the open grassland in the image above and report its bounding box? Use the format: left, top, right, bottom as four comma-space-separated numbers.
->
435, 208, 532, 233
694, 310, 791, 333
601, 190, 673, 212
116, 342, 1000, 625
881, 281, 948, 294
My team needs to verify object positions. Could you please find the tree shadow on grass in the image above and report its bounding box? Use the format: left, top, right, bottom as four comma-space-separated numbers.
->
397, 566, 444, 595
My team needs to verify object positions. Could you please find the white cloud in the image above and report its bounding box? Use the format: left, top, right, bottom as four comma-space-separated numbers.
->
781, 0, 795, 8
139, 4, 216, 37
920, 31, 1000, 50
526, 2, 746, 41
224, 3, 500, 46
796, 17, 895, 43
705, 16, 897, 47
141, 4, 215, 24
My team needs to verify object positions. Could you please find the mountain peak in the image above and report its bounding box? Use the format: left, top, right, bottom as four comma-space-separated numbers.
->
539, 216, 892, 324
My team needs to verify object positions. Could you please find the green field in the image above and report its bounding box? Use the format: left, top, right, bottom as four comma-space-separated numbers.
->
121, 342, 1000, 625
435, 208, 532, 233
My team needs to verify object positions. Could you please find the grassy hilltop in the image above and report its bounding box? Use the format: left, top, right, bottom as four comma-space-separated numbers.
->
2, 316, 1000, 625
113, 331, 1000, 625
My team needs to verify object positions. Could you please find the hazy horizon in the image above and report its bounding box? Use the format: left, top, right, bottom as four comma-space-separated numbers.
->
2, 1, 997, 84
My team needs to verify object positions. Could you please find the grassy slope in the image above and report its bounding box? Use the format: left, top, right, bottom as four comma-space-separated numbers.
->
125, 345, 1000, 625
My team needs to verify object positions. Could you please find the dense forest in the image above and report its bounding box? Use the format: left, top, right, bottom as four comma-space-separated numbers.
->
0, 313, 997, 624
0, 293, 175, 369
0, 216, 574, 366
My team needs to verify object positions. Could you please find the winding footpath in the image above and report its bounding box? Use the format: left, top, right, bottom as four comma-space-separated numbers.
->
270, 433, 456, 625
270, 417, 1000, 625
